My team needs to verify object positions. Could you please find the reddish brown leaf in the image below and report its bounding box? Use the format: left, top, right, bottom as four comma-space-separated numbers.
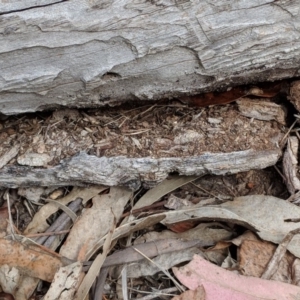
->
168, 220, 197, 233
181, 87, 246, 107
181, 80, 286, 107
239, 239, 294, 283
0, 292, 15, 300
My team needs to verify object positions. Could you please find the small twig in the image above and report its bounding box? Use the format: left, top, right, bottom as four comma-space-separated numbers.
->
49, 119, 64, 128
25, 230, 70, 238
221, 178, 237, 197
91, 267, 109, 300
121, 266, 128, 300
191, 182, 222, 200
280, 119, 298, 147
132, 104, 157, 121
5, 191, 15, 240
284, 218, 300, 222
121, 200, 167, 218
122, 129, 150, 136
273, 165, 285, 181
129, 287, 178, 300
261, 227, 300, 279
23, 199, 35, 218
118, 115, 130, 128
15, 203, 19, 230
132, 247, 185, 293
287, 191, 300, 203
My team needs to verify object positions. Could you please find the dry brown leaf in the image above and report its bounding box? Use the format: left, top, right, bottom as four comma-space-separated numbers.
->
85, 214, 166, 259
239, 239, 294, 283
103, 239, 202, 268
165, 194, 194, 210
261, 227, 300, 280
231, 230, 259, 246
292, 258, 300, 286
161, 195, 300, 258
204, 249, 229, 268
0, 239, 64, 282
172, 286, 206, 300
14, 277, 40, 300
25, 185, 107, 234
208, 241, 231, 251
98, 194, 300, 265
125, 247, 203, 279
133, 175, 198, 210
74, 217, 115, 300
18, 187, 44, 202
134, 223, 233, 246
60, 186, 132, 260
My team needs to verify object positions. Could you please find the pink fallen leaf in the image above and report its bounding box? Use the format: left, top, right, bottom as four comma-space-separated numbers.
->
173, 255, 300, 300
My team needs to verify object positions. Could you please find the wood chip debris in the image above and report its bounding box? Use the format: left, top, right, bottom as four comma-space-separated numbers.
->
0, 104, 285, 168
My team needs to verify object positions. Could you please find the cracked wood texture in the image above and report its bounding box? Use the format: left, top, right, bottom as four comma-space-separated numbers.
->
1, 0, 300, 114
0, 150, 281, 189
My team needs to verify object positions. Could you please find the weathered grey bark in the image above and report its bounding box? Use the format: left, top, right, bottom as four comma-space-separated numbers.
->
0, 150, 281, 189
1, 0, 300, 114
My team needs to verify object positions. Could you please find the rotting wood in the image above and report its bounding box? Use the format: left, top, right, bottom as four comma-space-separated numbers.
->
0, 104, 285, 167
237, 98, 287, 125
0, 101, 285, 189
1, 1, 300, 114
0, 149, 281, 189
0, 144, 19, 169
283, 137, 300, 194
289, 81, 300, 112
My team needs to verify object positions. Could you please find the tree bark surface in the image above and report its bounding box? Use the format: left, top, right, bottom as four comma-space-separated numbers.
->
0, 150, 281, 189
1, 0, 300, 114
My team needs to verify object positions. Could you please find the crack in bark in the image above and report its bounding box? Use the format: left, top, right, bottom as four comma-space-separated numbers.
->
0, 0, 67, 16
271, 2, 294, 18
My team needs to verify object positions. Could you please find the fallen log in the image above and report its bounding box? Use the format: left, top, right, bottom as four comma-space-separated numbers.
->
0, 149, 280, 189
1, 0, 300, 114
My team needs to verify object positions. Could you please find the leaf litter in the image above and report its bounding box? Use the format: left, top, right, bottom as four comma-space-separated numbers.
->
3, 79, 300, 299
